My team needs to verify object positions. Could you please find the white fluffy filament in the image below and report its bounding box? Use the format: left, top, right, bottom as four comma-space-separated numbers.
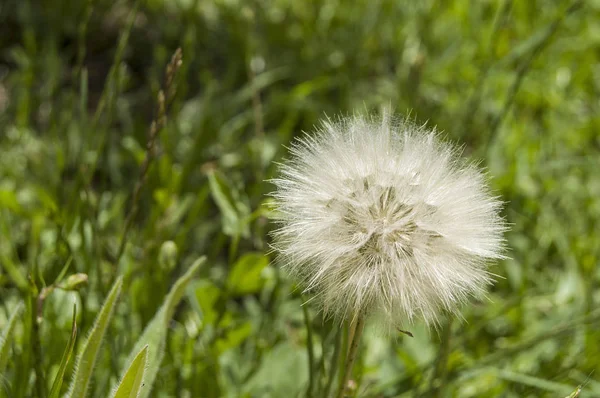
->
270, 112, 506, 328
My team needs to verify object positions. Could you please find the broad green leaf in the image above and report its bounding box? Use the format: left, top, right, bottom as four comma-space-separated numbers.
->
110, 345, 148, 398
67, 277, 123, 398
120, 257, 205, 398
244, 341, 308, 397
192, 280, 220, 325
0, 302, 23, 372
49, 305, 77, 398
226, 252, 269, 296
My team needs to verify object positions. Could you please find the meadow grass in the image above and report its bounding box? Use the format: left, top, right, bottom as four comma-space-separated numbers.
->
0, 0, 599, 397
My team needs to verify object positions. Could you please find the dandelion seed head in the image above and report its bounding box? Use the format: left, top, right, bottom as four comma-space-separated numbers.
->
270, 112, 506, 328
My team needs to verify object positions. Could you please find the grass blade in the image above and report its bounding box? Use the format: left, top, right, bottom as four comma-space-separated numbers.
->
120, 257, 205, 398
110, 345, 148, 398
495, 368, 576, 395
49, 304, 78, 398
0, 302, 23, 372
67, 277, 123, 398
565, 386, 582, 398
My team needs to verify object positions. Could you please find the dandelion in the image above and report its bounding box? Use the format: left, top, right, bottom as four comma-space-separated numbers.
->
271, 111, 507, 323
271, 111, 506, 396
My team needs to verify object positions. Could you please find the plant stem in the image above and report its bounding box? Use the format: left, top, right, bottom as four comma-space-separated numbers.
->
30, 294, 46, 397
426, 317, 453, 397
335, 315, 365, 398
302, 304, 315, 398
323, 327, 343, 398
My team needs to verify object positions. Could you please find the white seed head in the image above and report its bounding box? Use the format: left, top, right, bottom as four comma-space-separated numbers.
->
270, 112, 506, 328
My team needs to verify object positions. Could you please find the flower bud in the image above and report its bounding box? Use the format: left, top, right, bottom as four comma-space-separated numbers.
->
159, 240, 178, 271
58, 273, 88, 291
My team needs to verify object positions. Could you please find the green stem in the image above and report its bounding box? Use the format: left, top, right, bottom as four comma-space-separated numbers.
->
323, 327, 343, 398
335, 315, 365, 398
30, 294, 46, 397
302, 304, 315, 398
426, 317, 453, 397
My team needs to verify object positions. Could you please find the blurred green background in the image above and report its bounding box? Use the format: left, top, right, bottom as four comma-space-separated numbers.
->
1, 0, 599, 397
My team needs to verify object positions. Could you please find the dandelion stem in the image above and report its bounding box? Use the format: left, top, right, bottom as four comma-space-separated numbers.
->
335, 315, 365, 398
323, 327, 343, 398
302, 303, 315, 398
426, 317, 453, 396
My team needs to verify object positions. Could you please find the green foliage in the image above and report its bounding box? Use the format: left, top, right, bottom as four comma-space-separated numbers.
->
111, 345, 148, 398
226, 252, 270, 296
0, 303, 23, 373
48, 306, 77, 398
120, 257, 204, 398
1, 0, 599, 396
67, 278, 123, 398
208, 170, 251, 240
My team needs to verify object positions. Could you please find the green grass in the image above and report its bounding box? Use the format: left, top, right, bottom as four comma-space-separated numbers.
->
0, 0, 599, 397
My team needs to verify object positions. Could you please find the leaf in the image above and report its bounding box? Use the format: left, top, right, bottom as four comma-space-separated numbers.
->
244, 341, 308, 397
110, 345, 148, 398
232, 67, 288, 106
215, 321, 253, 354
226, 252, 269, 296
192, 280, 220, 325
207, 170, 250, 238
494, 368, 575, 395
119, 257, 205, 398
67, 277, 123, 398
0, 254, 28, 292
565, 386, 582, 398
49, 305, 78, 398
0, 302, 23, 373
0, 189, 22, 212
